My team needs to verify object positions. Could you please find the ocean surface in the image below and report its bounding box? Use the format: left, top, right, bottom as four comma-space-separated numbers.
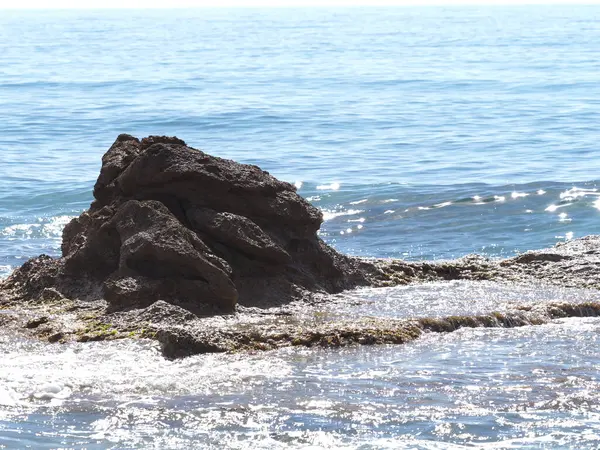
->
1, 5, 600, 448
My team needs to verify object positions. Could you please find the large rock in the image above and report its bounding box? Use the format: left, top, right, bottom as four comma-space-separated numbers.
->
2, 135, 368, 314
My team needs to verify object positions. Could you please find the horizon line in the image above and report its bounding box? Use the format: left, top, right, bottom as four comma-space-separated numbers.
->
2, 0, 600, 10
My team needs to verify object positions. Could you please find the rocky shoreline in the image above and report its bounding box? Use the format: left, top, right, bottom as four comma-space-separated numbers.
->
2, 135, 600, 358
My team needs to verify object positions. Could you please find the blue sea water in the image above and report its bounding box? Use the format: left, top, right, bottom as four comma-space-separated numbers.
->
1, 6, 600, 449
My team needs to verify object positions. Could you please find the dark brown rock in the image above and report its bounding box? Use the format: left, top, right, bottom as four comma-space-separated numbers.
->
1, 135, 371, 316
93, 134, 141, 205
0, 255, 63, 300
109, 200, 237, 310
47, 332, 64, 343
187, 207, 291, 264
25, 316, 49, 329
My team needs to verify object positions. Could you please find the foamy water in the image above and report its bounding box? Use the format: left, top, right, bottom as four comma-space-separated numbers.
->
2, 296, 600, 449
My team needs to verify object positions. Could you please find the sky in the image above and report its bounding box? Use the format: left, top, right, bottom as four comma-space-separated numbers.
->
0, 0, 598, 7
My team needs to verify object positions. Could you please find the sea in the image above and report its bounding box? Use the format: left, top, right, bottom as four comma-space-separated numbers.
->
1, 5, 600, 449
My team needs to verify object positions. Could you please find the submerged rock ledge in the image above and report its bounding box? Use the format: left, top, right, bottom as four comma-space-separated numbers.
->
1, 135, 600, 357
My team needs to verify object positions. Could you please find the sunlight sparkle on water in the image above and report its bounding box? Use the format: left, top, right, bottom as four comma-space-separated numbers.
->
1, 216, 74, 241
558, 212, 571, 222
511, 192, 529, 199
545, 204, 569, 212
317, 182, 340, 191
560, 187, 598, 200
322, 209, 364, 221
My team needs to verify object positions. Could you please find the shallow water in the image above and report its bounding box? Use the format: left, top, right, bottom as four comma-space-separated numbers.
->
2, 313, 600, 448
328, 280, 600, 320
2, 5, 600, 448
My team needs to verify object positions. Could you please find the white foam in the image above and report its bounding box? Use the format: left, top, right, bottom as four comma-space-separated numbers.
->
558, 212, 571, 222
560, 187, 599, 201
0, 335, 295, 411
316, 182, 340, 191
1, 215, 74, 240
545, 203, 571, 212
32, 383, 72, 402
322, 209, 363, 221
0, 386, 21, 407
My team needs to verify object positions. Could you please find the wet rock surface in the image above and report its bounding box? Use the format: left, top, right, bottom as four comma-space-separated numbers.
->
150, 301, 600, 359
500, 235, 600, 289
1, 135, 600, 358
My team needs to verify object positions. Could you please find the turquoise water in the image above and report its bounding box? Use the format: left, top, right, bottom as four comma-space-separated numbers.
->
1, 6, 600, 448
